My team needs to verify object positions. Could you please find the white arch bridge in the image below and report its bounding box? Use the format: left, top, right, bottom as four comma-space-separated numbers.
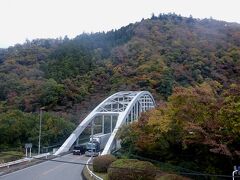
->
54, 91, 155, 156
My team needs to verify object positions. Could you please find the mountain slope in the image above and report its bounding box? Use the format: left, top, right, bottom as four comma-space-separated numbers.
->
0, 14, 240, 118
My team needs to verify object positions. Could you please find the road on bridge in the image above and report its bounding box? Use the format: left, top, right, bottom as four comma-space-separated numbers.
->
0, 154, 89, 180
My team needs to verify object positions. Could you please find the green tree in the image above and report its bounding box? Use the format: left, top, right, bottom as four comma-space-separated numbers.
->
40, 79, 64, 107
155, 68, 174, 99
219, 84, 240, 137
0, 110, 75, 150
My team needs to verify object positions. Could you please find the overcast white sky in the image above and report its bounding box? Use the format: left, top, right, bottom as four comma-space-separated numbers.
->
0, 0, 239, 48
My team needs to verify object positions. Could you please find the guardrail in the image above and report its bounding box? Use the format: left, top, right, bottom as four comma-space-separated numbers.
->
0, 153, 50, 169
0, 158, 30, 168
86, 158, 103, 180
33, 153, 50, 159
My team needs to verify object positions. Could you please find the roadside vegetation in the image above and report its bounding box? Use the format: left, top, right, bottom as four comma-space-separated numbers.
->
0, 110, 75, 157
0, 151, 23, 163
84, 155, 189, 180
118, 82, 240, 175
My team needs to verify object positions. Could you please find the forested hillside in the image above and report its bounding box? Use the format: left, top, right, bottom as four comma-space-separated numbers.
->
1, 14, 240, 113
119, 82, 240, 174
0, 14, 239, 171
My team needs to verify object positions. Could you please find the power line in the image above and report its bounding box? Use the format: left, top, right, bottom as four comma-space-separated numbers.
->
1, 152, 239, 178
126, 153, 202, 174
32, 156, 91, 166
31, 155, 240, 178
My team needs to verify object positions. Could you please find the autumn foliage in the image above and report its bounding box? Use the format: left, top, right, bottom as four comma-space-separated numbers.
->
93, 154, 117, 173
108, 159, 156, 180
118, 82, 240, 174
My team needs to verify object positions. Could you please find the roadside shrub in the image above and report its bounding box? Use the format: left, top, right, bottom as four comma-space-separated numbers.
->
93, 154, 117, 173
0, 151, 24, 163
108, 159, 156, 180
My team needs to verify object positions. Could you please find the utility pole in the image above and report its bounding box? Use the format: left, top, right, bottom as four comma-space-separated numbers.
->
38, 107, 45, 155
91, 120, 94, 160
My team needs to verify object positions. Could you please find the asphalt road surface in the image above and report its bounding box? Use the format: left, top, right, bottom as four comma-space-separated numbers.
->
0, 154, 89, 180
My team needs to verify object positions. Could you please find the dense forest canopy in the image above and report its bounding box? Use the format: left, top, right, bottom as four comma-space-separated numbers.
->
0, 13, 239, 173
1, 14, 240, 112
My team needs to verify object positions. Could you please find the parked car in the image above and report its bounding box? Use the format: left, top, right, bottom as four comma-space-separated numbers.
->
72, 144, 86, 155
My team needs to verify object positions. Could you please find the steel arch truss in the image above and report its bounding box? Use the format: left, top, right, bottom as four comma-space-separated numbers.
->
54, 91, 155, 155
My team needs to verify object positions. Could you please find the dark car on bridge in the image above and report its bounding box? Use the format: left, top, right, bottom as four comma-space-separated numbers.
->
72, 145, 86, 155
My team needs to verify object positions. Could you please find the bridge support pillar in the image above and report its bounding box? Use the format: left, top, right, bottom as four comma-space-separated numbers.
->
111, 115, 113, 132
102, 115, 105, 134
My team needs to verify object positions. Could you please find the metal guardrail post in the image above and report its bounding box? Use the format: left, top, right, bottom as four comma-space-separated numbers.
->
86, 158, 103, 180
232, 170, 239, 180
